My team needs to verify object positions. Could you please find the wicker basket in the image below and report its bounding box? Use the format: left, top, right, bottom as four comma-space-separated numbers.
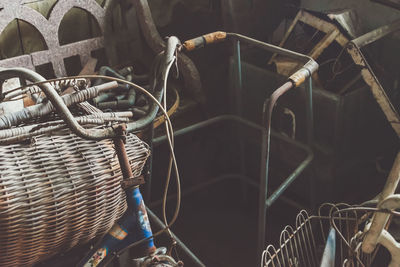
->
0, 129, 150, 266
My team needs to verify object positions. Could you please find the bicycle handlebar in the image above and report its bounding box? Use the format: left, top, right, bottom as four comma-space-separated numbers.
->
0, 36, 181, 142
0, 67, 123, 140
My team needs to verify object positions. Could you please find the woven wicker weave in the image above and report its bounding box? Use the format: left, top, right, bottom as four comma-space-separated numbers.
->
0, 130, 150, 266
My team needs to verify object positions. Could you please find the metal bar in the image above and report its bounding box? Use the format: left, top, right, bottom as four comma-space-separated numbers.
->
347, 42, 400, 137
362, 152, 400, 253
265, 148, 313, 208
267, 10, 303, 64
153, 114, 313, 263
298, 11, 349, 47
305, 75, 316, 213
347, 19, 400, 137
305, 76, 314, 146
113, 125, 135, 180
235, 40, 243, 91
149, 173, 307, 214
371, 0, 400, 10
256, 56, 316, 259
308, 29, 339, 59
258, 81, 295, 260
146, 208, 206, 267
154, 114, 312, 152
233, 39, 248, 202
132, 0, 203, 103
352, 18, 400, 48
227, 33, 313, 63
144, 124, 155, 203
0, 68, 119, 140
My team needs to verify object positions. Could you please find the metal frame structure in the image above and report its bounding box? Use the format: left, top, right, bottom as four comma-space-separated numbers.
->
346, 18, 400, 137
267, 9, 400, 138
154, 32, 318, 263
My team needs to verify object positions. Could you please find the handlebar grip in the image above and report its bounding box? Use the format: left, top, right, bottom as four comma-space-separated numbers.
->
288, 60, 319, 87
183, 31, 227, 51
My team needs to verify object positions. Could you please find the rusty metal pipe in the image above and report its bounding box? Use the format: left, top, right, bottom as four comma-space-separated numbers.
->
113, 125, 134, 180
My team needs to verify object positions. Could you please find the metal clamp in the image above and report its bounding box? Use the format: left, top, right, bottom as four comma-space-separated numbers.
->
121, 175, 145, 189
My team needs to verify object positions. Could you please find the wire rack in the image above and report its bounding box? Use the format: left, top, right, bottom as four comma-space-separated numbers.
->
261, 203, 393, 267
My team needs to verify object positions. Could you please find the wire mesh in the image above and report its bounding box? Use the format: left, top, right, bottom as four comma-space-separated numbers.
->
260, 203, 386, 267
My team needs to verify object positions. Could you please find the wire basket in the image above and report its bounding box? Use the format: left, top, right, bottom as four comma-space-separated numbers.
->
261, 203, 394, 267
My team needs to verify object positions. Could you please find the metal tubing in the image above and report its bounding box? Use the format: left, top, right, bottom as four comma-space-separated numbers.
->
126, 36, 180, 133
224, 33, 317, 259
371, 0, 400, 11
258, 81, 295, 259
132, 0, 204, 103
149, 173, 306, 211
305, 75, 316, 213
352, 18, 400, 48
154, 115, 311, 152
233, 39, 248, 201
0, 68, 119, 140
146, 208, 206, 267
363, 152, 400, 253
113, 125, 156, 255
0, 81, 117, 129
265, 149, 313, 208
152, 114, 313, 261
227, 33, 313, 63
113, 125, 134, 180
305, 76, 314, 145
144, 123, 155, 203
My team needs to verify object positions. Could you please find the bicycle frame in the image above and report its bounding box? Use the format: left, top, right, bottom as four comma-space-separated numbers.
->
77, 38, 182, 267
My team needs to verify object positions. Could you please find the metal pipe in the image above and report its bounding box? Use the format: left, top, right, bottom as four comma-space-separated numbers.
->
362, 152, 400, 253
149, 173, 306, 211
258, 81, 294, 258
371, 0, 400, 10
177, 32, 318, 263
351, 18, 400, 48
0, 81, 118, 129
233, 39, 248, 202
154, 114, 311, 152
227, 33, 313, 63
152, 113, 314, 263
265, 148, 313, 208
126, 36, 180, 133
305, 76, 314, 145
146, 208, 206, 267
132, 0, 204, 103
113, 125, 134, 180
113, 125, 156, 256
0, 68, 121, 140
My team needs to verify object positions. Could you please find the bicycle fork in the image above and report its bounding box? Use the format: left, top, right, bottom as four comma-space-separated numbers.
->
80, 125, 155, 267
